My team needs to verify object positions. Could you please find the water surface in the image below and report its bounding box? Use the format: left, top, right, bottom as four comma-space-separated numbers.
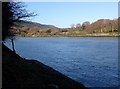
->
5, 37, 118, 88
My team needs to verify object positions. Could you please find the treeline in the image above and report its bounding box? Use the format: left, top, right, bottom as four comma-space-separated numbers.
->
12, 18, 119, 37
69, 19, 118, 33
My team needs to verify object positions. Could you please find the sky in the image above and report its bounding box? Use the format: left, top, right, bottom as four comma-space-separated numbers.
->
24, 2, 118, 28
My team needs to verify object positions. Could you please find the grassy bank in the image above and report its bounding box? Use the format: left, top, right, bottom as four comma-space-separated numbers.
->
2, 44, 88, 89
16, 32, 119, 37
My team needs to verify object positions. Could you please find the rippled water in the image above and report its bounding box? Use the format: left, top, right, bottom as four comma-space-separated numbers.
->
5, 37, 119, 88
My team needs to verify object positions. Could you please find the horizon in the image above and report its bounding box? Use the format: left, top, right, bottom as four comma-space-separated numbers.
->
24, 2, 118, 28
23, 18, 118, 29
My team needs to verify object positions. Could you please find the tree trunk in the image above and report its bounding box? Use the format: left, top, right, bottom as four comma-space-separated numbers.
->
111, 26, 114, 32
11, 39, 15, 53
100, 26, 103, 33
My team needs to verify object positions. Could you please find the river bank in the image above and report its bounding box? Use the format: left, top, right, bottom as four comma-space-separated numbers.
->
16, 32, 119, 37
2, 44, 88, 89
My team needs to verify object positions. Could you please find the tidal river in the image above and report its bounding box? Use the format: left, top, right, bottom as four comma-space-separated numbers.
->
5, 37, 119, 88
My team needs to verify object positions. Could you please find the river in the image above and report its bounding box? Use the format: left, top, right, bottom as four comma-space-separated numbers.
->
4, 37, 119, 88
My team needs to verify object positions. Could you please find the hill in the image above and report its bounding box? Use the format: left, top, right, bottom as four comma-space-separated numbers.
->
15, 20, 58, 29
12, 20, 60, 37
11, 18, 119, 37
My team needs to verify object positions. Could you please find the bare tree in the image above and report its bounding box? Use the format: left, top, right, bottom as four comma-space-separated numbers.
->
70, 24, 75, 29
2, 2, 36, 53
76, 23, 81, 28
82, 21, 90, 30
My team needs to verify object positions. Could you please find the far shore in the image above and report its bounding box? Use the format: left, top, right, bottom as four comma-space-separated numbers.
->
15, 33, 119, 37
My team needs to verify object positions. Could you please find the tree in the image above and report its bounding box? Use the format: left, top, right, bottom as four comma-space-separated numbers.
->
2, 2, 36, 52
46, 29, 52, 33
82, 21, 90, 30
118, 17, 120, 32
109, 22, 113, 32
70, 24, 75, 28
76, 23, 81, 28
112, 19, 118, 32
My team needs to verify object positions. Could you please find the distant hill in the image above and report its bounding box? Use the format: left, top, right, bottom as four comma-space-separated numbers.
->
14, 20, 59, 30
12, 18, 119, 37
12, 20, 60, 37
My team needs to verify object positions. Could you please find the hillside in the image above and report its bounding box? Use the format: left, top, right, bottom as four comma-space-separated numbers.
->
15, 20, 59, 29
2, 44, 88, 89
11, 18, 119, 37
